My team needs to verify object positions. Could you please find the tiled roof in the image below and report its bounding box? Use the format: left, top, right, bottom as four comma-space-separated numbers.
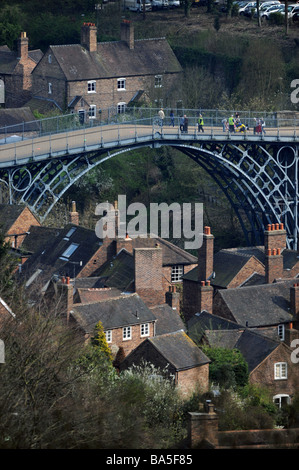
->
148, 331, 210, 370
70, 293, 156, 333
150, 304, 186, 335
215, 279, 297, 327
49, 38, 182, 81
187, 310, 240, 344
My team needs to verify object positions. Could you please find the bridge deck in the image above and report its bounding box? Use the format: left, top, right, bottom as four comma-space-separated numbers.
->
0, 123, 298, 169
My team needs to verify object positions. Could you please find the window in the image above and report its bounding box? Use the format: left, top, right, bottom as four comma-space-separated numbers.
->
141, 323, 149, 337
274, 362, 287, 380
48, 54, 52, 64
88, 80, 96, 93
123, 326, 132, 341
48, 82, 52, 94
105, 330, 112, 343
117, 78, 126, 90
63, 227, 77, 240
88, 105, 96, 119
117, 102, 126, 114
171, 265, 184, 282
60, 243, 79, 260
155, 75, 163, 88
278, 324, 285, 341
273, 394, 290, 408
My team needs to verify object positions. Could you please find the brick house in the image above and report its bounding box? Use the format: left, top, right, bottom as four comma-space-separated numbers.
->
0, 204, 40, 249
201, 326, 299, 407
30, 21, 182, 117
182, 224, 299, 322
119, 330, 211, 398
0, 32, 42, 108
69, 291, 157, 358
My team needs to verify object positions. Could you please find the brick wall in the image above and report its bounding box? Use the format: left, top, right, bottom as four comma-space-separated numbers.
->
265, 248, 283, 283
227, 256, 265, 288
249, 342, 299, 398
7, 207, 40, 248
264, 223, 286, 252
77, 238, 115, 278
107, 321, 156, 357
198, 226, 214, 282
177, 363, 209, 398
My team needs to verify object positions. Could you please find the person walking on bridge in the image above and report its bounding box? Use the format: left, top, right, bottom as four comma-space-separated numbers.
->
198, 114, 204, 132
228, 115, 235, 133
158, 108, 165, 127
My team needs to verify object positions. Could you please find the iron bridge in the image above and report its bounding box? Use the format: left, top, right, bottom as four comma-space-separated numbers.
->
0, 110, 298, 249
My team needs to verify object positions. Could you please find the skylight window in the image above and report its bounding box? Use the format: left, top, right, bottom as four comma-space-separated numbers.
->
60, 243, 79, 260
63, 227, 77, 240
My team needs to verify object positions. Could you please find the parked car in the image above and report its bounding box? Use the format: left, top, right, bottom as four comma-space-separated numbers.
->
253, 1, 280, 16
125, 0, 152, 11
260, 3, 284, 18
238, 1, 257, 14
151, 0, 169, 8
168, 0, 180, 6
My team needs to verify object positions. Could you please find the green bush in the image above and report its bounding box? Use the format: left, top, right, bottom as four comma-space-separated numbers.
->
268, 12, 284, 25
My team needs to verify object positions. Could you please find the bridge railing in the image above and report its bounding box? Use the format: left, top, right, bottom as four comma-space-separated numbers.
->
0, 107, 298, 144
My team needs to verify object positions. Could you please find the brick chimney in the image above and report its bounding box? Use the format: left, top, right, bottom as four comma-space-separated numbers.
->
264, 223, 286, 253
165, 285, 180, 313
121, 19, 134, 50
290, 283, 299, 318
69, 201, 79, 225
198, 226, 214, 282
81, 22, 97, 52
57, 276, 73, 323
265, 248, 283, 283
134, 244, 164, 307
17, 32, 28, 61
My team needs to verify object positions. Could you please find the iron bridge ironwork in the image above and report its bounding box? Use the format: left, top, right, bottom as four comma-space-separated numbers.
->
0, 109, 298, 249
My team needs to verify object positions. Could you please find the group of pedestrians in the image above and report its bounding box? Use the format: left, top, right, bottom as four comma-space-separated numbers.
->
157, 108, 266, 135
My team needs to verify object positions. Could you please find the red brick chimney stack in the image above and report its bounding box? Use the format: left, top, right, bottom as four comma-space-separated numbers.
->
198, 226, 214, 282
290, 283, 299, 318
69, 201, 79, 226
134, 245, 164, 307
265, 247, 283, 283
81, 22, 97, 52
17, 32, 28, 61
121, 19, 134, 50
264, 223, 286, 253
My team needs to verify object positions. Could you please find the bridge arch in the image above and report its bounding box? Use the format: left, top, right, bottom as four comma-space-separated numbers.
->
1, 138, 298, 249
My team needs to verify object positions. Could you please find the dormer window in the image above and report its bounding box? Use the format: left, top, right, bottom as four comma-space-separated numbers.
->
48, 54, 52, 64
117, 78, 126, 90
88, 80, 96, 93
278, 324, 285, 341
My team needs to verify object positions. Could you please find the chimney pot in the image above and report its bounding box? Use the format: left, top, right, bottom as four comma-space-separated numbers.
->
206, 280, 210, 286
272, 248, 277, 256
275, 223, 279, 230
279, 223, 284, 230
267, 249, 271, 256
277, 248, 281, 255
66, 276, 70, 285
267, 224, 272, 231
201, 281, 205, 286
271, 224, 275, 230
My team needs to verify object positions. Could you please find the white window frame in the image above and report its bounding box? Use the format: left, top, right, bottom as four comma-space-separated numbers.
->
123, 326, 132, 341
273, 394, 291, 408
155, 75, 163, 88
274, 362, 287, 380
105, 330, 112, 343
48, 82, 52, 94
117, 78, 126, 90
171, 265, 184, 282
117, 102, 126, 114
278, 324, 285, 341
141, 323, 150, 337
88, 104, 96, 119
87, 80, 96, 93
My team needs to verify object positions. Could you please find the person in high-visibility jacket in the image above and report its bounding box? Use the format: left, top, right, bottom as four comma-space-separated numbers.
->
198, 114, 204, 132
228, 115, 235, 133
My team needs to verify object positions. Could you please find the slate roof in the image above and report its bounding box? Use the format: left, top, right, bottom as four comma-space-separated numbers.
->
20, 223, 104, 289
48, 38, 182, 82
0, 107, 38, 132
94, 248, 134, 292
146, 331, 210, 371
205, 328, 280, 373
21, 225, 62, 254
187, 311, 240, 344
215, 280, 297, 327
0, 48, 42, 74
150, 304, 186, 335
70, 293, 156, 334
